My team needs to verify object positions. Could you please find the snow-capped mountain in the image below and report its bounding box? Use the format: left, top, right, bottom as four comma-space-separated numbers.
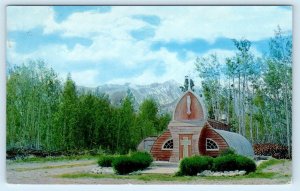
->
78, 80, 202, 113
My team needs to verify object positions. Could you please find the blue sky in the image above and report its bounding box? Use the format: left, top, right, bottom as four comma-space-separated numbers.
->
6, 6, 292, 87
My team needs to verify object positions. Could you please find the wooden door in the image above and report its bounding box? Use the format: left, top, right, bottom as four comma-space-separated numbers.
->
179, 134, 192, 160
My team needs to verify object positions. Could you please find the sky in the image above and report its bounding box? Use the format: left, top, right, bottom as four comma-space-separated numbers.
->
6, 6, 292, 87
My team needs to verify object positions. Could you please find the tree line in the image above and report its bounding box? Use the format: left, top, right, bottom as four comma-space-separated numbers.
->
195, 27, 292, 157
7, 63, 171, 154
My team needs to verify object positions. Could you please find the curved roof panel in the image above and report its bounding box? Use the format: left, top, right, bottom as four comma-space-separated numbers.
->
214, 129, 254, 157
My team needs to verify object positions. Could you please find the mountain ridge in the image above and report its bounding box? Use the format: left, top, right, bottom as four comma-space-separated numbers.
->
78, 80, 201, 113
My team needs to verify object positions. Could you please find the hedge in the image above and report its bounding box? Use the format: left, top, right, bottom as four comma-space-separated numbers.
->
178, 154, 256, 176
179, 156, 213, 176
213, 154, 256, 173
97, 155, 117, 167
112, 151, 153, 175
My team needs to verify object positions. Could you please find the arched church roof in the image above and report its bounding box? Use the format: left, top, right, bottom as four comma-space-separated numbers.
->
214, 129, 254, 157
172, 90, 207, 122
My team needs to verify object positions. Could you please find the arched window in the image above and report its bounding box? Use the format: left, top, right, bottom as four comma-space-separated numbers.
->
206, 138, 219, 151
162, 139, 173, 150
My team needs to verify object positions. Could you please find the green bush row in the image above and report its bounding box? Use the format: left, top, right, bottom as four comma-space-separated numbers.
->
97, 155, 117, 167
179, 152, 256, 176
97, 152, 153, 175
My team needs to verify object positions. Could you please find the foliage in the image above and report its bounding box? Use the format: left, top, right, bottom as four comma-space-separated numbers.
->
213, 154, 256, 173
235, 155, 257, 173
98, 155, 117, 167
219, 148, 236, 156
212, 154, 238, 172
195, 27, 292, 158
112, 152, 153, 175
179, 156, 213, 176
7, 60, 61, 151
6, 61, 171, 156
130, 151, 153, 169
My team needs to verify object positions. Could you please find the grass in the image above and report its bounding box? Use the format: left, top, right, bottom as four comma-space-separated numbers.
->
9, 154, 98, 163
56, 173, 198, 182
56, 171, 289, 182
54, 159, 291, 182
256, 159, 287, 171
15, 161, 96, 172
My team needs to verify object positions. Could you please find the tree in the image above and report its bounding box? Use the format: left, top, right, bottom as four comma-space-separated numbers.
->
53, 74, 79, 150
7, 60, 61, 151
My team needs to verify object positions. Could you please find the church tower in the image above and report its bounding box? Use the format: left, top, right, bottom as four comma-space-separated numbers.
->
168, 77, 207, 162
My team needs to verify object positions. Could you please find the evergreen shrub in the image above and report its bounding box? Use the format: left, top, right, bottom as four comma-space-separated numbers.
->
97, 155, 116, 167
219, 148, 236, 156
112, 151, 153, 175
213, 154, 238, 172
179, 155, 213, 176
131, 151, 153, 169
235, 155, 257, 173
213, 154, 256, 173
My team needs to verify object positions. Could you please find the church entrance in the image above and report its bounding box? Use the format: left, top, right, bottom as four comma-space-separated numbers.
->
179, 134, 192, 160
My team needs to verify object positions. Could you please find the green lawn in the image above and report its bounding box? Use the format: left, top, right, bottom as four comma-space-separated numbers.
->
55, 159, 290, 182
9, 154, 98, 163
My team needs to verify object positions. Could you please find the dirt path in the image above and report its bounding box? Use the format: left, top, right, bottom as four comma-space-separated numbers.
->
6, 159, 292, 184
6, 159, 98, 184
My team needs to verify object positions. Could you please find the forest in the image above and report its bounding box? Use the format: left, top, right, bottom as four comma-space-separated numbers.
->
6, 65, 171, 154
6, 28, 292, 157
195, 28, 292, 157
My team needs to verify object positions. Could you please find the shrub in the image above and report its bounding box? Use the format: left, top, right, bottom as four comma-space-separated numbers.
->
112, 151, 153, 175
179, 156, 213, 176
235, 155, 256, 173
97, 155, 116, 167
213, 154, 256, 173
213, 154, 238, 172
131, 151, 153, 169
112, 156, 137, 175
220, 148, 236, 156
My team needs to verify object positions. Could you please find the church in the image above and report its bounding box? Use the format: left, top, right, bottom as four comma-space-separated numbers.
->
138, 78, 254, 162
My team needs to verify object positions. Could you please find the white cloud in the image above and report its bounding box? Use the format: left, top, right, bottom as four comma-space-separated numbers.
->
106, 48, 197, 85
40, 6, 292, 42
71, 70, 100, 87
6, 6, 292, 86
7, 6, 57, 32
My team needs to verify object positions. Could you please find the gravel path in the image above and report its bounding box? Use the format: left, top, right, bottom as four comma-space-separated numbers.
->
6, 159, 292, 184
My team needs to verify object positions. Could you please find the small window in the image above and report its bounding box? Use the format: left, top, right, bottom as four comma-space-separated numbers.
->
206, 138, 219, 151
162, 139, 173, 150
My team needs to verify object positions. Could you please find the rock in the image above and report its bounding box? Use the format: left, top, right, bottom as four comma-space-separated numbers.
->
129, 170, 142, 175
90, 167, 114, 174
197, 170, 246, 177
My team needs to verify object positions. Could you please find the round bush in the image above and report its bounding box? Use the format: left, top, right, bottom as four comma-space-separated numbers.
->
112, 156, 137, 175
213, 154, 256, 173
131, 151, 153, 169
213, 154, 238, 172
179, 156, 213, 176
236, 155, 256, 173
97, 155, 116, 167
112, 152, 153, 175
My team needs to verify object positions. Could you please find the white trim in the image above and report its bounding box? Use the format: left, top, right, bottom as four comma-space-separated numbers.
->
206, 138, 219, 151
161, 139, 173, 150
